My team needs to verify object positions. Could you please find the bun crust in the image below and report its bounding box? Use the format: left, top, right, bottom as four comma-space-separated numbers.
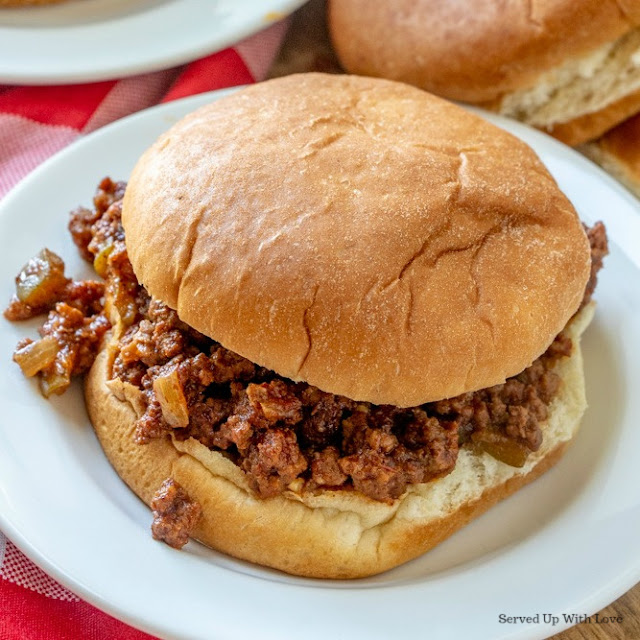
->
85, 305, 594, 579
582, 112, 640, 198
544, 88, 640, 146
328, 0, 640, 103
123, 73, 590, 406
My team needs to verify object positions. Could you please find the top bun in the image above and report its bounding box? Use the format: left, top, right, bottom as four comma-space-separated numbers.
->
329, 0, 640, 103
122, 73, 590, 407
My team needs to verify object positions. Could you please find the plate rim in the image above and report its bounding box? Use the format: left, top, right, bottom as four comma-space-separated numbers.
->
0, 0, 307, 85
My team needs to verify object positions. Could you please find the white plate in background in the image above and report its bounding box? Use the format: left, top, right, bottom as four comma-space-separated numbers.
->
0, 89, 639, 640
0, 0, 305, 84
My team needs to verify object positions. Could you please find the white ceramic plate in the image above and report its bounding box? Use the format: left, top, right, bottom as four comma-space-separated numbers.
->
0, 0, 306, 85
0, 89, 639, 640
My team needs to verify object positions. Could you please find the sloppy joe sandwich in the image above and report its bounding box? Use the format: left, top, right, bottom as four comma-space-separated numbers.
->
329, 0, 640, 146
6, 73, 608, 578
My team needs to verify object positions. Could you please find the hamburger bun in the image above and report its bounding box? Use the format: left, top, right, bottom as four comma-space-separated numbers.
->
87, 73, 594, 577
328, 0, 640, 145
122, 73, 590, 407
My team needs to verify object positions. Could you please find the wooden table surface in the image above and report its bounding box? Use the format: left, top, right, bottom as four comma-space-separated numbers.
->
551, 584, 640, 639
269, 2, 640, 638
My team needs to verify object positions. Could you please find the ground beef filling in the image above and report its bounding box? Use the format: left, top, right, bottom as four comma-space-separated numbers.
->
113, 299, 575, 503
150, 478, 202, 549
581, 221, 608, 311
8, 178, 608, 504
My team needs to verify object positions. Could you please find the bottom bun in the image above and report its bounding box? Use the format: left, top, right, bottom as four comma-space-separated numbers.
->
581, 114, 640, 200
542, 88, 640, 147
85, 304, 594, 579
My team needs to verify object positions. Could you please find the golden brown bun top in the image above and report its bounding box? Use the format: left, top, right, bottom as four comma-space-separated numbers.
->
328, 0, 640, 103
123, 73, 590, 406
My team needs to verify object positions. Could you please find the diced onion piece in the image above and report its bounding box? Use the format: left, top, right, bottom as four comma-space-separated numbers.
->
16, 248, 68, 307
287, 478, 305, 494
116, 298, 137, 327
40, 369, 71, 398
92, 243, 114, 278
112, 280, 137, 327
480, 440, 529, 468
13, 337, 59, 377
153, 370, 189, 428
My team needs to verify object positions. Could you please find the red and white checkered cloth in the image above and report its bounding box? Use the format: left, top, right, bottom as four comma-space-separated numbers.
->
0, 19, 289, 640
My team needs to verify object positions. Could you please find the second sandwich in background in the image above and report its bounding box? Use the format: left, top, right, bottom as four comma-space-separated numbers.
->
329, 0, 640, 146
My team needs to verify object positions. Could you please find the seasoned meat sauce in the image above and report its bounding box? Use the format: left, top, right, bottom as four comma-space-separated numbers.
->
117, 301, 573, 502
581, 221, 608, 311
4, 244, 109, 397
7, 178, 609, 504
151, 478, 202, 549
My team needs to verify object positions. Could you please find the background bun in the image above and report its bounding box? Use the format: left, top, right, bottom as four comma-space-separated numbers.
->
123, 73, 590, 407
86, 305, 594, 578
328, 1, 640, 145
582, 112, 640, 199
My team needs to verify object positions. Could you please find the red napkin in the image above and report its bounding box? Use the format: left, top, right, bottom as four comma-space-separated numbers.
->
0, 19, 289, 640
